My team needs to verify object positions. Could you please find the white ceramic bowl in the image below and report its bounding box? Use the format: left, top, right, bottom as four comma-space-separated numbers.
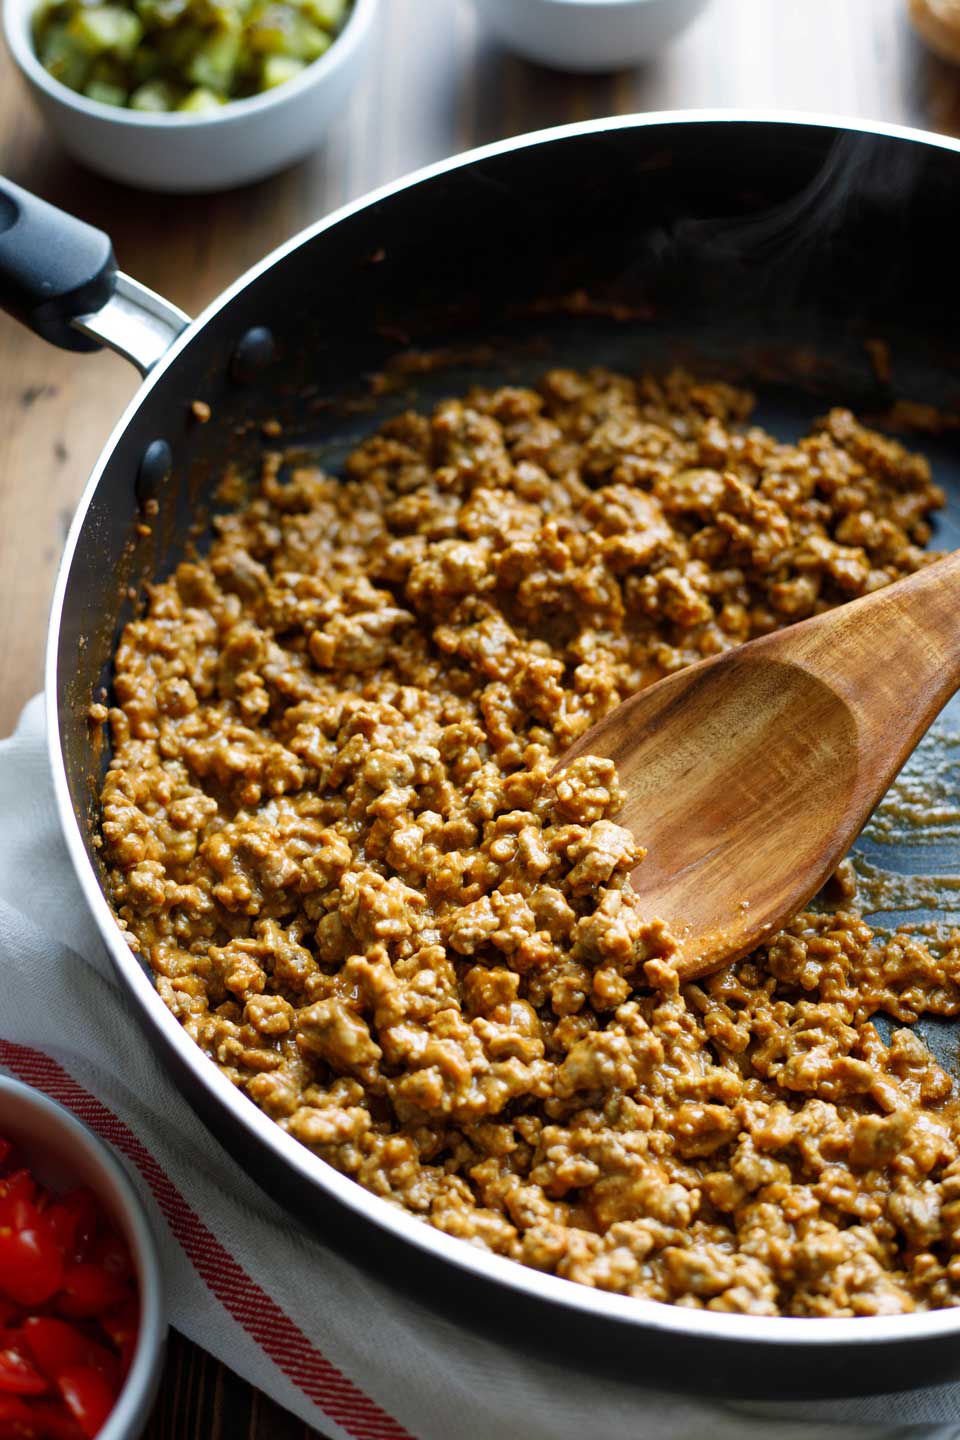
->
470, 0, 710, 72
2, 0, 378, 191
0, 1075, 166, 1440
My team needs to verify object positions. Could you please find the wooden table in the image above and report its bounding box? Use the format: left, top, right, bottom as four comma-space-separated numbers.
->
1, 0, 958, 1432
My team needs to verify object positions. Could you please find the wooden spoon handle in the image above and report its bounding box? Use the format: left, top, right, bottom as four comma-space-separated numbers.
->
780, 550, 960, 756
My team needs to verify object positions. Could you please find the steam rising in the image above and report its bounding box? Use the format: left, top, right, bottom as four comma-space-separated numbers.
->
629, 129, 934, 326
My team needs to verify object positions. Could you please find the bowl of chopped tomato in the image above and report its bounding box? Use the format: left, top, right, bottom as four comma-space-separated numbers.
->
0, 1076, 165, 1440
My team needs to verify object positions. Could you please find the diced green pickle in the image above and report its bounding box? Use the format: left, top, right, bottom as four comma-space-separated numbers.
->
185, 24, 240, 90
129, 76, 178, 108
84, 77, 128, 103
246, 5, 294, 53
32, 0, 350, 104
153, 22, 203, 68
91, 53, 128, 82
68, 6, 143, 57
261, 52, 302, 87
177, 83, 224, 109
199, 0, 247, 26
248, 6, 329, 61
134, 0, 188, 28
35, 22, 91, 89
293, 18, 329, 59
129, 45, 162, 82
300, 0, 344, 28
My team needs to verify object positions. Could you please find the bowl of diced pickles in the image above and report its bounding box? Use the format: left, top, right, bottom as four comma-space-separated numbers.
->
2, 0, 377, 189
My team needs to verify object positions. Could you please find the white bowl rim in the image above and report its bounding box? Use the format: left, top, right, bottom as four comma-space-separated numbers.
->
0, 1073, 166, 1440
2, 0, 376, 127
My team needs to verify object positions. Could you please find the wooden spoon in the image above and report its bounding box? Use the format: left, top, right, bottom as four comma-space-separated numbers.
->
556, 551, 960, 983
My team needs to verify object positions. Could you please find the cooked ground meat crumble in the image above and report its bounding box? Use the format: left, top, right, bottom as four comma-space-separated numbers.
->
100, 367, 960, 1316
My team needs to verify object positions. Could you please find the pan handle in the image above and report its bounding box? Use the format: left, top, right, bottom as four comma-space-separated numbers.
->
0, 178, 189, 376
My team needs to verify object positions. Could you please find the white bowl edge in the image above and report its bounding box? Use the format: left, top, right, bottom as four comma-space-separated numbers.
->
0, 1074, 167, 1440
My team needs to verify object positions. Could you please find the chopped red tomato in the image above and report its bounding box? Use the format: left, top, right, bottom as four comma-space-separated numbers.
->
22, 1407, 83, 1440
0, 1336, 47, 1397
0, 1137, 140, 1439
20, 1323, 119, 1394
83, 1233, 130, 1288
54, 1370, 114, 1440
43, 1197, 97, 1269
17, 1323, 87, 1382
55, 1266, 127, 1323
0, 1391, 38, 1439
0, 1223, 63, 1310
97, 1299, 138, 1376
0, 1175, 36, 1227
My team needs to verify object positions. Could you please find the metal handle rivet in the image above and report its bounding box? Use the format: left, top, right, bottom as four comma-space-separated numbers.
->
136, 439, 173, 505
231, 326, 276, 383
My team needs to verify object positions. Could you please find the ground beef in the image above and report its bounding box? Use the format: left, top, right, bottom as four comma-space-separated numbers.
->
99, 366, 960, 1317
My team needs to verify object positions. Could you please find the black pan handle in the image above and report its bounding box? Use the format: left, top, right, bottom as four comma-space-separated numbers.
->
0, 178, 116, 352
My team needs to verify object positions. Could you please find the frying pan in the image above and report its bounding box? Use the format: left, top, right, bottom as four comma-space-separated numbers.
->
3, 111, 960, 1400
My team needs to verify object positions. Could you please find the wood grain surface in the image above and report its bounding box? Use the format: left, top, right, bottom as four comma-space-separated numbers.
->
0, 0, 958, 1433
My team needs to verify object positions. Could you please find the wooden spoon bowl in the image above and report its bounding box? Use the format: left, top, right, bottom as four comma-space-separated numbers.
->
557, 551, 960, 982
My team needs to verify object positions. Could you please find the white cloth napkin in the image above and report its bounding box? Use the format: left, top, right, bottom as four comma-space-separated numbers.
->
0, 694, 957, 1440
